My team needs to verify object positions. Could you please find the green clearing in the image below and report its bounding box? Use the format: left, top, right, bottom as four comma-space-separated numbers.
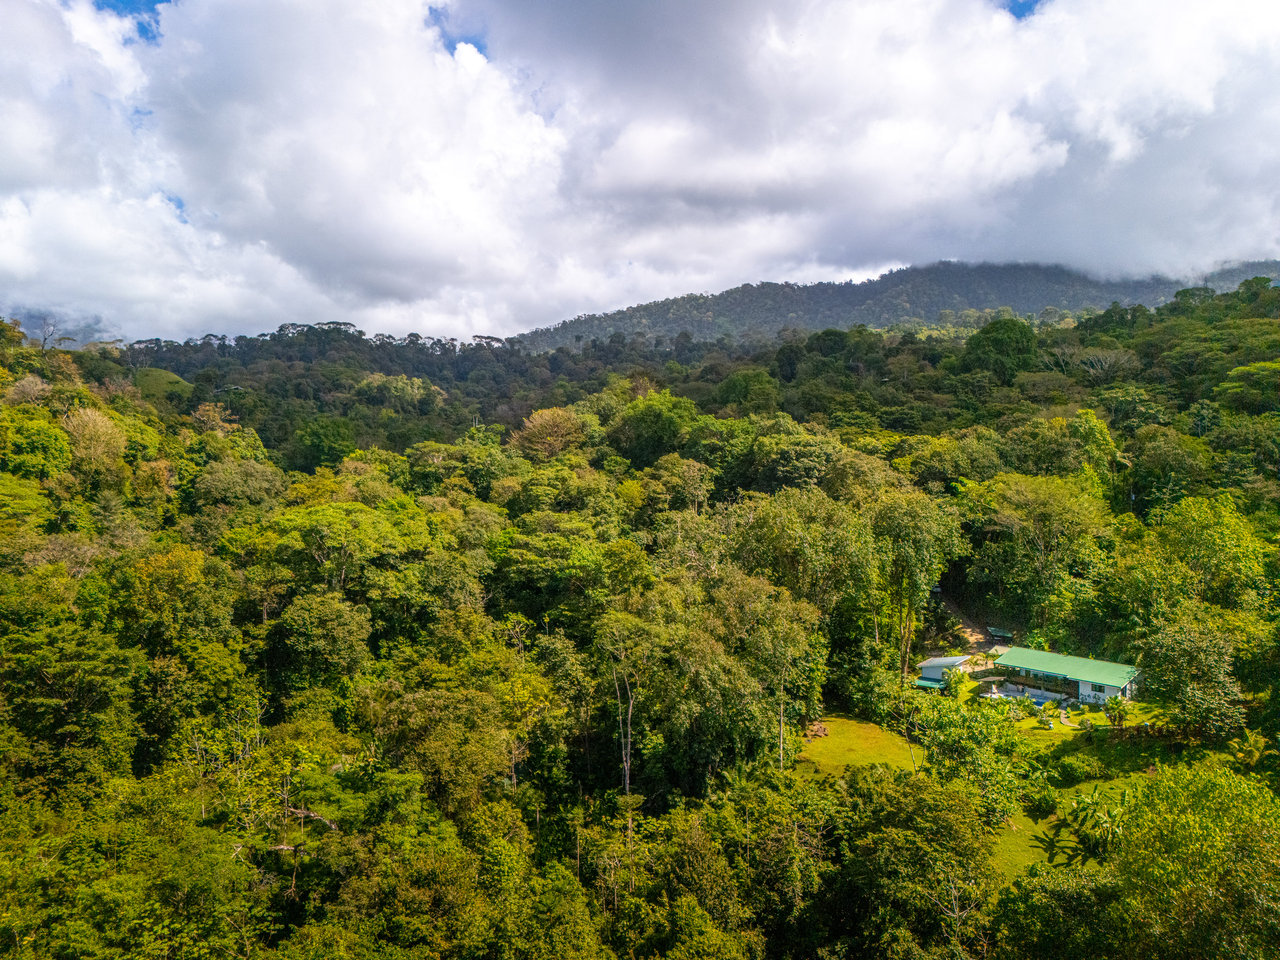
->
992, 771, 1153, 878
797, 711, 1152, 880
799, 692, 1209, 883
135, 367, 194, 404
1012, 700, 1168, 740
992, 808, 1049, 877
797, 717, 919, 776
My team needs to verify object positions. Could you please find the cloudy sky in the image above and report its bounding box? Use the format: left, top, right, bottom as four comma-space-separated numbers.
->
3, 0, 1279, 342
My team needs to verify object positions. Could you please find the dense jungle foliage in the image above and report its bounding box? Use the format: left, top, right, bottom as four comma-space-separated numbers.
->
2, 275, 1280, 959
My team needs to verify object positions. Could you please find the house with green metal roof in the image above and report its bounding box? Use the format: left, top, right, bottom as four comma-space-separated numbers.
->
994, 647, 1139, 704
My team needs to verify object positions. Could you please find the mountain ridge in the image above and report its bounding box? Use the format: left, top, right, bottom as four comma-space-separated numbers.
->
517, 259, 1280, 352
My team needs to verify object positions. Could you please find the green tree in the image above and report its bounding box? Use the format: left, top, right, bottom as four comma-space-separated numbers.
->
730, 486, 874, 621
593, 610, 663, 796
0, 408, 71, 480
1136, 602, 1246, 739
101, 545, 247, 769
705, 571, 823, 771
493, 664, 561, 788
910, 694, 1022, 824
1153, 495, 1268, 607
648, 453, 716, 514
716, 368, 781, 414
961, 472, 1110, 626
1102, 695, 1129, 730
991, 868, 1118, 960
606, 390, 698, 469
1227, 729, 1277, 771
1109, 764, 1280, 959
292, 416, 356, 470
1122, 425, 1215, 514
0, 473, 53, 566
270, 591, 372, 694
189, 457, 287, 511
817, 769, 1000, 957
1, 620, 142, 790
511, 407, 589, 462
741, 429, 848, 493
375, 684, 508, 816
870, 489, 964, 678
1215, 360, 1280, 414
961, 315, 1038, 385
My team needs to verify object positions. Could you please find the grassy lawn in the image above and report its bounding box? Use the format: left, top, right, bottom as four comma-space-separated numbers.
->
135, 367, 194, 404
797, 717, 919, 776
1060, 699, 1165, 728
991, 808, 1050, 878
1013, 716, 1078, 741
992, 770, 1154, 878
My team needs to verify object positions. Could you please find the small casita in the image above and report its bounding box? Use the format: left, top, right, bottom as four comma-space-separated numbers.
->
914, 655, 971, 691
993, 647, 1139, 704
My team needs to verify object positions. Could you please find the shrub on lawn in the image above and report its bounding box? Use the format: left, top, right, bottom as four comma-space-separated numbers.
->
1056, 753, 1107, 786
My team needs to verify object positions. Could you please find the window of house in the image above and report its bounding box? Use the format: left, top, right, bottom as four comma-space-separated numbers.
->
1091, 683, 1106, 693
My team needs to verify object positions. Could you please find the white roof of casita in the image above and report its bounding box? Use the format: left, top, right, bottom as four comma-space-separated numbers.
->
916, 655, 971, 669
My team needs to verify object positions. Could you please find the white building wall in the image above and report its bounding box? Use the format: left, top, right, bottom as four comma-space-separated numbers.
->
1078, 683, 1123, 705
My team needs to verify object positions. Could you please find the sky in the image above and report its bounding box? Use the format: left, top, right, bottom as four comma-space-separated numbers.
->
2, 0, 1279, 343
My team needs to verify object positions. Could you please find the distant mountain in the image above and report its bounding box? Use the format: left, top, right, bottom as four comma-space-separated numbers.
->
517, 260, 1280, 352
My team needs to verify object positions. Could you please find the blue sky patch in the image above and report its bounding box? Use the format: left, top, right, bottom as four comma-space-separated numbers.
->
165, 194, 188, 224
1004, 0, 1046, 19
93, 0, 163, 42
427, 6, 489, 57
93, 0, 162, 15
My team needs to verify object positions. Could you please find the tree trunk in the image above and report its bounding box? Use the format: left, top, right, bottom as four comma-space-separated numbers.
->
778, 694, 785, 770
612, 665, 633, 795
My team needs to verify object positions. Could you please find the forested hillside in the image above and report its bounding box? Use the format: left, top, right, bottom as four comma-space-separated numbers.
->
517, 260, 1280, 351
2, 275, 1280, 958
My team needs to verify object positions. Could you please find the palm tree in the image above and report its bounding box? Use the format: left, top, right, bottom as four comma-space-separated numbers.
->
1228, 728, 1277, 770
1103, 695, 1129, 730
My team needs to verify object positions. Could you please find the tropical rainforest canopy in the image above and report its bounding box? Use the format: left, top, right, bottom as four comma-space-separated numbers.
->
2, 275, 1279, 958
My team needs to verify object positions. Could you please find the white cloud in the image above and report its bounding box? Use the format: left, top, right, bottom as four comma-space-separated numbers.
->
143, 2, 567, 299
0, 0, 1278, 342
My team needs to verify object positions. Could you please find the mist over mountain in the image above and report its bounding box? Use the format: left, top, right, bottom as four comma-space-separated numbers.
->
518, 260, 1280, 351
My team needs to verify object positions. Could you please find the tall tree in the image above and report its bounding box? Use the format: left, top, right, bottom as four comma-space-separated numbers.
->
869, 489, 964, 678
1136, 602, 1247, 739
1153, 495, 1269, 607
961, 472, 1110, 626
593, 610, 663, 796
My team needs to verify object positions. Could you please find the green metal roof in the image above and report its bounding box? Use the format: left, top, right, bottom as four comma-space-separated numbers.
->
994, 647, 1138, 689
914, 677, 947, 689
